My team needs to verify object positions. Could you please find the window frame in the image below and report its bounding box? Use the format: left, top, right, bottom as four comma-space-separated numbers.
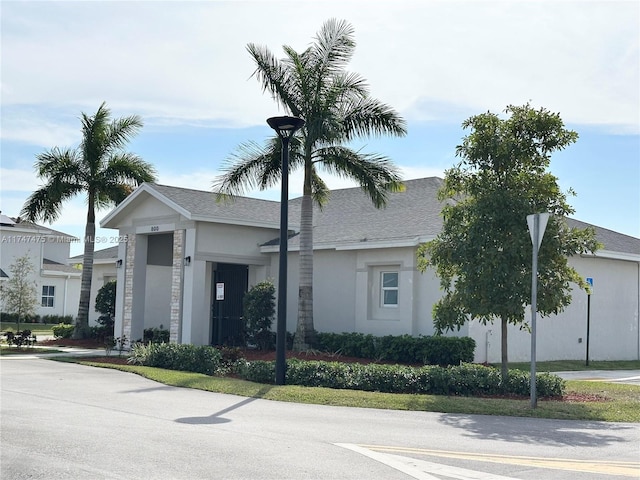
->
380, 271, 399, 308
41, 285, 55, 308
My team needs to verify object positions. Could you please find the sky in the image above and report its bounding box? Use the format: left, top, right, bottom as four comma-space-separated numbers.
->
1, 0, 638, 257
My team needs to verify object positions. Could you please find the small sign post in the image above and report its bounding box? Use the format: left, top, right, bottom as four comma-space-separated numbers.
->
586, 277, 593, 366
527, 212, 550, 409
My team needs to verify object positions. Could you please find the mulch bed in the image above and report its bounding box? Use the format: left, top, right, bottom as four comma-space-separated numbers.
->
40, 338, 606, 402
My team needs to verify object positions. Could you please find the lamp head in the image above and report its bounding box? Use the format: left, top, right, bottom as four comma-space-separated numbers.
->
267, 116, 305, 138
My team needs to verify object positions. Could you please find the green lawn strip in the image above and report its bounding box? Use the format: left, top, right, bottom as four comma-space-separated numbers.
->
1, 322, 55, 336
0, 346, 63, 355
503, 360, 640, 372
63, 359, 640, 422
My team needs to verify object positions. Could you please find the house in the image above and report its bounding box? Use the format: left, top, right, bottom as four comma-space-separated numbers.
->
0, 213, 81, 318
99, 178, 640, 362
70, 246, 119, 325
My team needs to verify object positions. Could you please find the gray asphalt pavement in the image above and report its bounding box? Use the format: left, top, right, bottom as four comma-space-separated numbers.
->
1, 356, 639, 479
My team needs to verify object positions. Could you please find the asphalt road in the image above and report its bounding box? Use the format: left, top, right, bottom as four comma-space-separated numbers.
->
1, 357, 639, 480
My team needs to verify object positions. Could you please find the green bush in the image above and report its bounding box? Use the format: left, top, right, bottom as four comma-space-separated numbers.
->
243, 281, 276, 350
238, 359, 564, 398
40, 314, 73, 325
3, 330, 37, 348
315, 332, 475, 366
128, 343, 222, 376
52, 323, 75, 339
143, 325, 170, 344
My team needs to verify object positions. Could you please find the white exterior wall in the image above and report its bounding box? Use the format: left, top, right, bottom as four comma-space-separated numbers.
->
469, 254, 640, 363
1, 228, 80, 319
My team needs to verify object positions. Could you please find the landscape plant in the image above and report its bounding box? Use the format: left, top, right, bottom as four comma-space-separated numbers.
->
0, 254, 39, 333
243, 281, 276, 350
215, 18, 406, 350
21, 102, 156, 338
418, 104, 600, 379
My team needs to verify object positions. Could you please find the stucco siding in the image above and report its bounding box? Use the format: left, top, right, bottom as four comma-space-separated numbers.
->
469, 255, 640, 362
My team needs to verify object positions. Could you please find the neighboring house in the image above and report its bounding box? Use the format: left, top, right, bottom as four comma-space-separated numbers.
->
99, 179, 640, 362
70, 246, 119, 325
0, 213, 81, 318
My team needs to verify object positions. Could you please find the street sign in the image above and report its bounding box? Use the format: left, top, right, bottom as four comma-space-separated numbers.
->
586, 277, 593, 294
527, 213, 550, 248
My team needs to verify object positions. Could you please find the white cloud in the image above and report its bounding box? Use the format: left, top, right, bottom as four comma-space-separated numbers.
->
1, 1, 637, 134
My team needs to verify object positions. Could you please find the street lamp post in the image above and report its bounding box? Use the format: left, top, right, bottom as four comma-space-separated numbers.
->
267, 115, 305, 386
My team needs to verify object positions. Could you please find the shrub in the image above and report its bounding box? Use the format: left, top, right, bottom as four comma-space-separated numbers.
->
237, 359, 565, 398
40, 315, 73, 325
128, 343, 222, 376
3, 330, 37, 348
52, 323, 75, 339
315, 332, 475, 366
143, 325, 170, 344
243, 281, 276, 350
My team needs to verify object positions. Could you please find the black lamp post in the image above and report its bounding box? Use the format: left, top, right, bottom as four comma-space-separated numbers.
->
267, 115, 305, 385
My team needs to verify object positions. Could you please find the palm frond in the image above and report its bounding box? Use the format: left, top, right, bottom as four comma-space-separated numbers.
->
315, 146, 404, 208
342, 97, 407, 140
213, 139, 282, 197
311, 18, 356, 74
247, 43, 299, 117
20, 181, 83, 223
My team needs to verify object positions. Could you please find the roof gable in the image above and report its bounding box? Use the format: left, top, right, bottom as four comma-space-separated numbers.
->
101, 183, 284, 229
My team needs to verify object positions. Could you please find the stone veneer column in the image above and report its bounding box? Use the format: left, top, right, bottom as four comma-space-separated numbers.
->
122, 234, 136, 345
170, 229, 185, 343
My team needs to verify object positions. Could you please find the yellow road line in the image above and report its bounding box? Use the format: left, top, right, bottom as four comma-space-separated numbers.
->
358, 445, 640, 477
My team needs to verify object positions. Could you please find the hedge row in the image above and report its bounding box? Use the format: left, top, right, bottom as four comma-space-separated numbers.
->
128, 343, 223, 376
1, 313, 74, 325
238, 360, 565, 398
315, 332, 475, 366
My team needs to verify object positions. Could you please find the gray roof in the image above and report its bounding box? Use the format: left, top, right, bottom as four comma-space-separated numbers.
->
70, 246, 119, 262
105, 178, 639, 256
284, 177, 448, 248
149, 183, 283, 226
565, 218, 640, 255
0, 218, 77, 239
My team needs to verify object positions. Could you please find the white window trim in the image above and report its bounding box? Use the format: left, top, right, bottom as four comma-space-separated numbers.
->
380, 271, 398, 308
42, 285, 55, 308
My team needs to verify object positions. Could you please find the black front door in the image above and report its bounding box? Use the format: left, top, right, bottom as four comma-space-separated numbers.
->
211, 263, 248, 346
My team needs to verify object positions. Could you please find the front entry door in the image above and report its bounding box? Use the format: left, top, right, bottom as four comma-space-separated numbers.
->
211, 263, 248, 346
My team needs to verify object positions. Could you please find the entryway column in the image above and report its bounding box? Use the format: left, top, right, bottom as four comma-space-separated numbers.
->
169, 229, 185, 343
122, 234, 147, 345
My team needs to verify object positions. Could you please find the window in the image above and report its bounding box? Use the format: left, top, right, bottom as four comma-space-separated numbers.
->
42, 285, 55, 307
380, 272, 398, 307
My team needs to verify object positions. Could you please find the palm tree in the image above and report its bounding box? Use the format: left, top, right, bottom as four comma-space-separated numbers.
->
215, 19, 407, 350
21, 102, 156, 338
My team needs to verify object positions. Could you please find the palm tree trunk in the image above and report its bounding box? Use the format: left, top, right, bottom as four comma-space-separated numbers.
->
294, 193, 315, 351
74, 197, 95, 339
500, 316, 509, 380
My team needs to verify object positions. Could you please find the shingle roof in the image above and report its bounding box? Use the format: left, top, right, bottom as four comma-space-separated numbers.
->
149, 183, 283, 226
70, 246, 119, 262
105, 178, 638, 256
565, 218, 640, 255
285, 177, 448, 248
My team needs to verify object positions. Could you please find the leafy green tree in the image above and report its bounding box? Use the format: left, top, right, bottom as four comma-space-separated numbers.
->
0, 254, 38, 332
215, 19, 406, 350
21, 102, 156, 338
417, 104, 600, 379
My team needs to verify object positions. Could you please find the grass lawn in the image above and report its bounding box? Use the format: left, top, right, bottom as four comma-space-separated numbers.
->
0, 322, 56, 336
0, 345, 63, 355
57, 358, 640, 423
